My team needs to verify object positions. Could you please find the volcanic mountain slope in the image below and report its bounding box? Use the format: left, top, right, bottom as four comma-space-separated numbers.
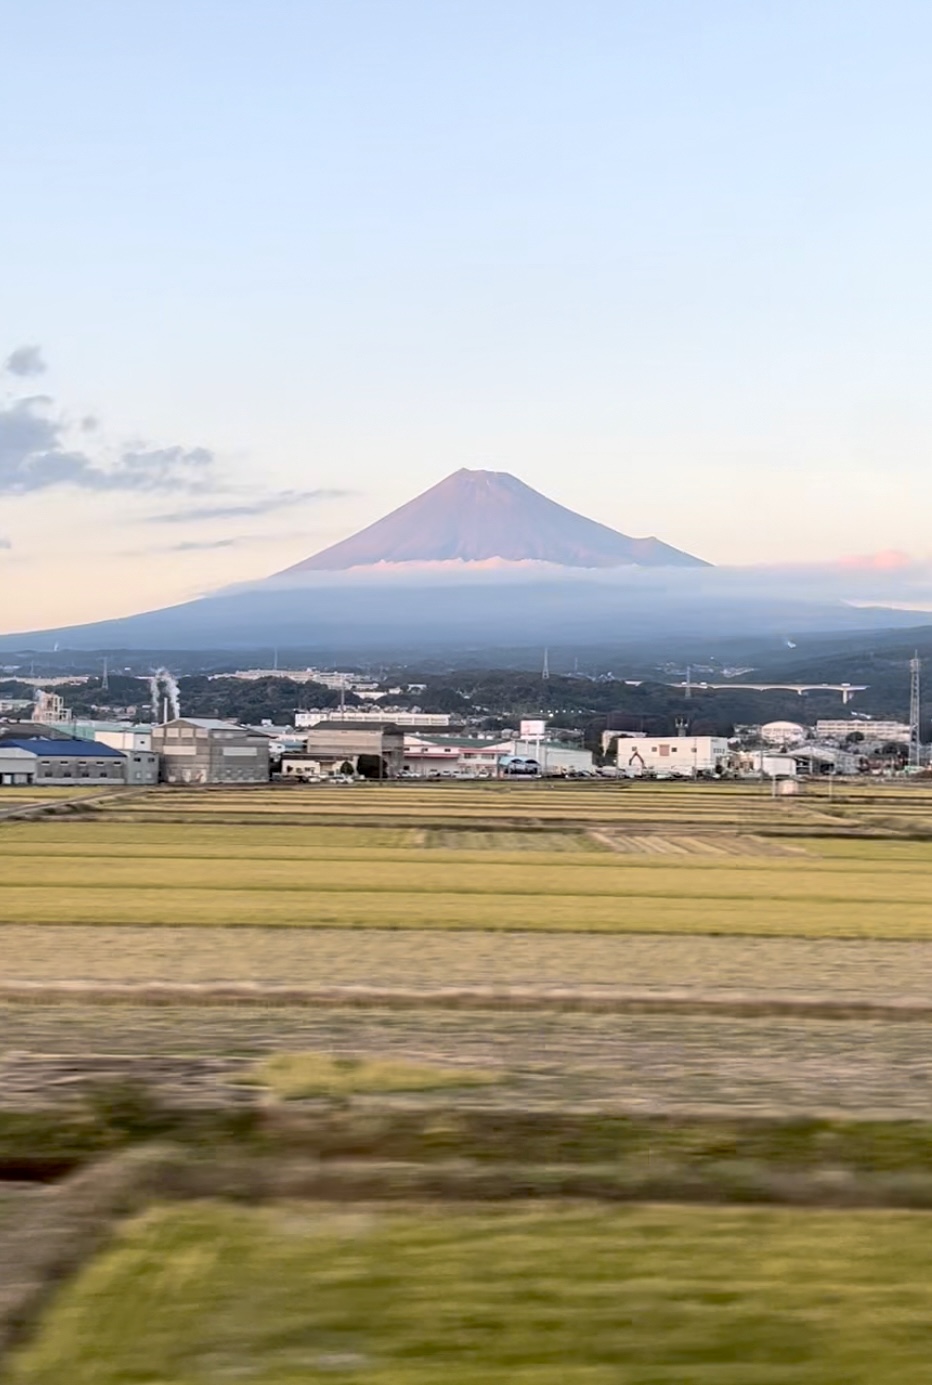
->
280, 469, 709, 572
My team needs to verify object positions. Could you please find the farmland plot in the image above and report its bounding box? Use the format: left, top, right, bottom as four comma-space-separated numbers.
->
5, 925, 932, 1001
13, 1203, 932, 1384
1, 814, 931, 937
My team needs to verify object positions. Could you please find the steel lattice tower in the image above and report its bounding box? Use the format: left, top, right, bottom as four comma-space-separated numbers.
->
909, 652, 922, 768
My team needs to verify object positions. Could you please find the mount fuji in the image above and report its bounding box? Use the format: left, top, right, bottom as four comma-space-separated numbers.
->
280, 469, 708, 572
0, 471, 913, 652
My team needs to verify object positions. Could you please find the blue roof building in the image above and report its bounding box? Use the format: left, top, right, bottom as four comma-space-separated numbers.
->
0, 737, 126, 784
2, 737, 124, 758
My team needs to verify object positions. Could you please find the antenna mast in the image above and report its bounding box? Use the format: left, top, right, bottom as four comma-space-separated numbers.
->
909, 652, 922, 769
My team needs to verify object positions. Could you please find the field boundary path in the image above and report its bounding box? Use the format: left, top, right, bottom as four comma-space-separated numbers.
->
3, 979, 932, 1022
0, 787, 141, 824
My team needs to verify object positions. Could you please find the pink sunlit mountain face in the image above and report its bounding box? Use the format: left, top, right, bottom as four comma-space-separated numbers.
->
277, 469, 709, 573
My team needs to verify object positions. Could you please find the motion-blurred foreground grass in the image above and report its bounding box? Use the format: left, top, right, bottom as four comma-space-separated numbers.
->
241, 1051, 500, 1098
12, 1201, 932, 1384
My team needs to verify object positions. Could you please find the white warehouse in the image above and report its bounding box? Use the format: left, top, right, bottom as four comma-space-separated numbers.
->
616, 735, 731, 777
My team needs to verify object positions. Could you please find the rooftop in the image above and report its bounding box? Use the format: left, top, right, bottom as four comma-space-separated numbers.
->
1, 737, 124, 758
164, 718, 243, 731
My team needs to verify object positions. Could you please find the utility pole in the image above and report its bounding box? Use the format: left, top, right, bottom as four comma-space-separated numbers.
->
542, 648, 550, 681
909, 652, 922, 770
101, 657, 109, 693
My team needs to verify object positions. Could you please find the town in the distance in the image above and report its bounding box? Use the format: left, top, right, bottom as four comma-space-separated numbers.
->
1, 468, 927, 792
0, 649, 924, 792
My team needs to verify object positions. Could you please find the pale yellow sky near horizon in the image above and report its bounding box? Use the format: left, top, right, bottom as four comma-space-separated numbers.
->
3, 462, 932, 635
6, 4, 932, 632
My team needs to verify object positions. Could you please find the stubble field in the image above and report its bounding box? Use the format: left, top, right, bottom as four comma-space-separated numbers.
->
4, 778, 932, 1380
1, 784, 931, 937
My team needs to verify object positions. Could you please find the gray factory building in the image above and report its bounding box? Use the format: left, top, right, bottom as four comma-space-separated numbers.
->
152, 718, 270, 784
282, 722, 405, 780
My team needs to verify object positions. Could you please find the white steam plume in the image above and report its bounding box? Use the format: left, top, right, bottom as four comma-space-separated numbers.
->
149, 668, 181, 722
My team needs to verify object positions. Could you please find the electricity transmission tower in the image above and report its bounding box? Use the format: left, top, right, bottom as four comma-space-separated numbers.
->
909, 653, 922, 769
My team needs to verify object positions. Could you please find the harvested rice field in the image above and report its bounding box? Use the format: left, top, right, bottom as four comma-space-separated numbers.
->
2, 780, 932, 1121
4, 778, 932, 1381
81, 779, 932, 836
1, 812, 930, 936
5, 925, 932, 1002
13, 1202, 932, 1384
4, 1003, 932, 1118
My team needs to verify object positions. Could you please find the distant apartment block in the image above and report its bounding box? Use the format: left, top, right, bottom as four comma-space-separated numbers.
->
816, 719, 911, 744
295, 709, 453, 729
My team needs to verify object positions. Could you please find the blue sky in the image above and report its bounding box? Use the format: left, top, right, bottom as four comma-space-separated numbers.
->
2, 0, 932, 627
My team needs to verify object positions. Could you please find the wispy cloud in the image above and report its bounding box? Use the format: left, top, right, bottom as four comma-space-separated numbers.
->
145, 489, 351, 524
163, 537, 241, 553
138, 530, 312, 555
0, 536, 11, 551
0, 394, 216, 495
1, 346, 352, 521
1, 347, 217, 498
4, 344, 46, 377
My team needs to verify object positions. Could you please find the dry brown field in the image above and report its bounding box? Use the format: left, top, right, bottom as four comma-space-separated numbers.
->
3, 1001, 932, 1118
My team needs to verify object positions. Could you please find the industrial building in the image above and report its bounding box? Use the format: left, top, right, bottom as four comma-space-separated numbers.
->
282, 723, 405, 779
400, 734, 594, 777
401, 735, 503, 777
615, 735, 731, 777
760, 721, 807, 746
50, 725, 160, 783
504, 737, 594, 775
31, 689, 72, 724
152, 718, 271, 785
734, 750, 798, 779
91, 731, 158, 783
0, 746, 36, 786
0, 737, 127, 785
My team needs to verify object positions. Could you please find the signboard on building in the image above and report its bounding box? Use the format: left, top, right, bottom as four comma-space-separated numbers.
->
519, 719, 547, 739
